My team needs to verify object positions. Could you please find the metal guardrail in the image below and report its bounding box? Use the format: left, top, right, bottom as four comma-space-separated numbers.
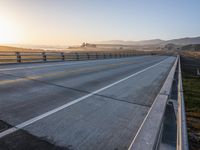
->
0, 50, 171, 64
129, 56, 179, 150
0, 51, 142, 64
177, 56, 189, 150
129, 55, 189, 150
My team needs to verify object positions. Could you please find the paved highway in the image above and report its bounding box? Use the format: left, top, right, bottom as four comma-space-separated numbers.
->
0, 56, 175, 150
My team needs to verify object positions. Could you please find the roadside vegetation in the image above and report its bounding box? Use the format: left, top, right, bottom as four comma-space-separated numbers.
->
180, 52, 200, 150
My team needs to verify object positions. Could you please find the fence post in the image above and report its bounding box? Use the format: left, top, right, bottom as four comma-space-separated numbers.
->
16, 52, 21, 63
61, 52, 65, 61
109, 53, 112, 58
42, 52, 47, 62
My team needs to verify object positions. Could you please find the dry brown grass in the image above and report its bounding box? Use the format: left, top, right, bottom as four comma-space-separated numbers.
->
0, 45, 46, 52
179, 51, 200, 58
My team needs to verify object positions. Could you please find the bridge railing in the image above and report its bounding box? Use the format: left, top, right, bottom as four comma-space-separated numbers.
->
128, 56, 178, 150
176, 57, 189, 150
0, 50, 169, 64
0, 51, 136, 64
128, 55, 189, 150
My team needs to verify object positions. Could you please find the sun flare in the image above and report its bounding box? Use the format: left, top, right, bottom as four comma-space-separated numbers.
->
0, 15, 22, 44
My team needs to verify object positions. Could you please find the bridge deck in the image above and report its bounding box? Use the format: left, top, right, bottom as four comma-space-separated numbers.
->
0, 56, 175, 150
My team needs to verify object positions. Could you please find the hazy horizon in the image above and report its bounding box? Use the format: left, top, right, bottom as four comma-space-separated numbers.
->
0, 0, 200, 45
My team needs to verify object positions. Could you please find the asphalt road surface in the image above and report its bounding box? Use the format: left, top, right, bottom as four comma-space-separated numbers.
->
0, 56, 175, 150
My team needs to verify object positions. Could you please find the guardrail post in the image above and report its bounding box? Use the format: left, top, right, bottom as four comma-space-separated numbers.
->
16, 52, 21, 63
42, 52, 47, 62
86, 53, 90, 60
197, 69, 200, 76
96, 53, 98, 59
75, 52, 79, 60
61, 52, 65, 61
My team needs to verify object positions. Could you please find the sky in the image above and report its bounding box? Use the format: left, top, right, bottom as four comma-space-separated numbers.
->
0, 0, 200, 45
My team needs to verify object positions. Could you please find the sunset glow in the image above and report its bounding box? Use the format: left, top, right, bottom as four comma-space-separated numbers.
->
0, 14, 23, 44
0, 0, 199, 46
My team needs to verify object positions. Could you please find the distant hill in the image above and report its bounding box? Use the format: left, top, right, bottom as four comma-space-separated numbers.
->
181, 44, 200, 51
0, 45, 70, 52
97, 39, 165, 45
166, 37, 200, 45
163, 43, 200, 51
0, 45, 45, 52
97, 36, 200, 46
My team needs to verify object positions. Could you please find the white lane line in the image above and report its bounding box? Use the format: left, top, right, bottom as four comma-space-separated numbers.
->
0, 57, 170, 138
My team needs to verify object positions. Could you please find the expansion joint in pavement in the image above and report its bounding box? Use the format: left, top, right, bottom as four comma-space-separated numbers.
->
1, 72, 151, 108
94, 94, 151, 107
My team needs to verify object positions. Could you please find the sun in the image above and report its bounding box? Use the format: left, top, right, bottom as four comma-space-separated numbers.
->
0, 15, 22, 44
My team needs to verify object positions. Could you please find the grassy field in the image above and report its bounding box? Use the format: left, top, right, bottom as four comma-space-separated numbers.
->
180, 54, 200, 150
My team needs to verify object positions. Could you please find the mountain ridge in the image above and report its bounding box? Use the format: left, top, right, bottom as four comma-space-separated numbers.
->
96, 36, 200, 45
